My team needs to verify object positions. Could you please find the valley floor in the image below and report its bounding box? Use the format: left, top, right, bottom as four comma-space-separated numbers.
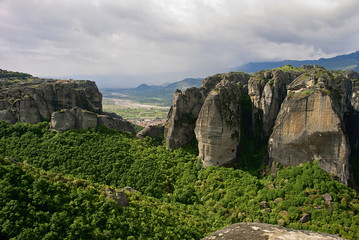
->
103, 97, 169, 127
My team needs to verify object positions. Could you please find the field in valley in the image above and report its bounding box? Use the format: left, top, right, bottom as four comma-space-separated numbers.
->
102, 97, 170, 127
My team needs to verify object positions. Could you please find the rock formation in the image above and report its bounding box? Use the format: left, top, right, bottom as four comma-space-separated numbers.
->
247, 66, 304, 138
163, 66, 359, 185
50, 107, 135, 133
0, 77, 102, 124
195, 80, 242, 167
137, 124, 164, 139
105, 187, 129, 207
164, 87, 206, 149
201, 222, 345, 240
268, 68, 359, 184
164, 72, 250, 150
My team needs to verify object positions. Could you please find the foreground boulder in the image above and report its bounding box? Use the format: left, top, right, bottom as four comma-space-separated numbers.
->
51, 107, 135, 133
202, 222, 345, 240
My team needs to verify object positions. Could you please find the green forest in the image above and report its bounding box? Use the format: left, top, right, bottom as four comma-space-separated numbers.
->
1, 120, 359, 239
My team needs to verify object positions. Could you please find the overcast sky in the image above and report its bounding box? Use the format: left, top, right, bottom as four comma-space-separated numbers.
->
1, 0, 359, 87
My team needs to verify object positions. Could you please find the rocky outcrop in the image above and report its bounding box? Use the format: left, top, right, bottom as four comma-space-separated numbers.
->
105, 187, 129, 207
201, 222, 345, 240
50, 107, 135, 133
0, 109, 16, 124
0, 78, 102, 124
268, 68, 358, 184
343, 71, 359, 154
195, 80, 242, 167
248, 66, 304, 137
137, 124, 164, 139
164, 87, 206, 149
97, 114, 135, 133
164, 72, 250, 150
162, 66, 359, 185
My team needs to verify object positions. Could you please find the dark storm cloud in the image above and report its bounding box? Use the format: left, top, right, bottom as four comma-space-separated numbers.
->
1, 0, 359, 87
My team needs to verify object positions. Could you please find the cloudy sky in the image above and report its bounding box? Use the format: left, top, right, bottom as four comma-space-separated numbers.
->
1, 0, 359, 87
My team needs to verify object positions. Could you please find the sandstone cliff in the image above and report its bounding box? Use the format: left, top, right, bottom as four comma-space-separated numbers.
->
195, 80, 242, 167
164, 66, 359, 185
248, 66, 304, 138
164, 72, 250, 150
164, 87, 205, 149
0, 76, 102, 124
268, 68, 359, 184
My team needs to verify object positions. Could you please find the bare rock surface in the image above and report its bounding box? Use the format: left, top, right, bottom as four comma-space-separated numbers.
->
164, 72, 249, 152
0, 78, 102, 124
51, 107, 135, 133
268, 68, 354, 184
195, 80, 242, 167
201, 222, 345, 240
248, 66, 304, 137
164, 87, 206, 149
137, 124, 164, 139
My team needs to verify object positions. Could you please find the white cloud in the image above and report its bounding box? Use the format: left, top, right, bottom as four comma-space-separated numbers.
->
0, 0, 359, 87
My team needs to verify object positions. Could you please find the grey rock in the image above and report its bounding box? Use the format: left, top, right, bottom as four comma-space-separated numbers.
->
164, 87, 206, 149
50, 109, 76, 132
97, 115, 135, 134
0, 110, 16, 124
323, 193, 333, 202
248, 66, 303, 138
105, 187, 129, 207
0, 79, 102, 124
195, 80, 242, 167
73, 107, 98, 129
201, 222, 345, 240
51, 108, 135, 134
137, 124, 164, 139
165, 72, 250, 150
268, 68, 353, 184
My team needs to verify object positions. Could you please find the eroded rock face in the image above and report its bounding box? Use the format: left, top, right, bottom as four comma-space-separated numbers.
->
137, 124, 164, 139
201, 222, 345, 240
0, 79, 102, 124
164, 72, 250, 150
51, 107, 135, 133
268, 69, 354, 184
164, 87, 205, 149
248, 66, 303, 137
195, 80, 242, 167
0, 109, 16, 124
97, 115, 135, 134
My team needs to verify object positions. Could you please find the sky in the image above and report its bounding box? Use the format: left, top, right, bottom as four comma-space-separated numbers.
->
1, 0, 359, 88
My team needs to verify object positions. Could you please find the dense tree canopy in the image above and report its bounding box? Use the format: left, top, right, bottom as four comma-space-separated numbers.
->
1, 120, 359, 239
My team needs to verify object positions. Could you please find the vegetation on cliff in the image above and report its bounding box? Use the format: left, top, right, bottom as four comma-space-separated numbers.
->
1, 121, 359, 239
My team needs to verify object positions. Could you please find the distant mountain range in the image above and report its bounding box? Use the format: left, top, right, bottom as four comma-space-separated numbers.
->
237, 50, 359, 73
101, 78, 202, 106
103, 50, 359, 106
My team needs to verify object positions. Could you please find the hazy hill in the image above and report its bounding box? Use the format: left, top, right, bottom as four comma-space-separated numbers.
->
237, 50, 359, 73
101, 77, 202, 106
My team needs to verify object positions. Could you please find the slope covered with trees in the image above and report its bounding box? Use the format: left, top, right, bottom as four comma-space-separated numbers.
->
1, 120, 359, 239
